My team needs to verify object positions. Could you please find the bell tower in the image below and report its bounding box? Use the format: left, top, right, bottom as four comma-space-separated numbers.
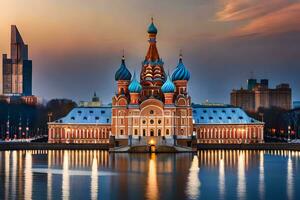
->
140, 18, 166, 101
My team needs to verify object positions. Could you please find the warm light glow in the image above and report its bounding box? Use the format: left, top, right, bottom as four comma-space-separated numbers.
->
237, 151, 245, 200
62, 151, 70, 200
24, 151, 33, 200
219, 157, 225, 199
149, 139, 155, 145
146, 153, 158, 200
91, 156, 98, 200
259, 151, 265, 199
186, 155, 201, 199
287, 152, 294, 200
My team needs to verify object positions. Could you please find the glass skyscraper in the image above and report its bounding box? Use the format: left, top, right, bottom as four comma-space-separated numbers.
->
2, 25, 32, 96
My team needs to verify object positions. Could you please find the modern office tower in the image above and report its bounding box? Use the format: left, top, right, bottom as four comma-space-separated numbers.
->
231, 79, 292, 112
2, 25, 32, 96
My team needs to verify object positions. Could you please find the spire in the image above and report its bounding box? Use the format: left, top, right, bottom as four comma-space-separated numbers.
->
145, 18, 159, 61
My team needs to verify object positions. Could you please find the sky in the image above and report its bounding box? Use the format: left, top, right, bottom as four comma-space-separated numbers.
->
0, 0, 300, 104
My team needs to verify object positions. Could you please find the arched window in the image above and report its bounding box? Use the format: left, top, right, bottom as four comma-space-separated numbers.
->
143, 129, 146, 136
120, 130, 124, 135
134, 129, 138, 135
166, 129, 169, 135
158, 129, 161, 136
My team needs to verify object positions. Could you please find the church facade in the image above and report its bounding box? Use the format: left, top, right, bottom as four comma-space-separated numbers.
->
48, 20, 264, 146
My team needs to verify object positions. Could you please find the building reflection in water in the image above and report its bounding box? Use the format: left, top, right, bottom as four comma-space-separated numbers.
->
287, 152, 294, 200
237, 151, 246, 200
5, 151, 10, 200
24, 151, 32, 200
48, 151, 52, 200
146, 153, 158, 200
62, 151, 70, 200
219, 153, 225, 199
91, 156, 98, 200
259, 151, 265, 200
12, 151, 17, 198
186, 155, 201, 200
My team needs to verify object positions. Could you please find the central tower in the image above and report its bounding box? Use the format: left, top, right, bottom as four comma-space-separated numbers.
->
140, 19, 166, 101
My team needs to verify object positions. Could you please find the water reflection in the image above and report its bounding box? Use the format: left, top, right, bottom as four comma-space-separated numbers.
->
287, 152, 294, 200
186, 155, 201, 200
24, 151, 32, 200
146, 153, 158, 200
62, 151, 70, 200
237, 151, 246, 200
0, 150, 300, 200
259, 151, 265, 200
91, 156, 98, 200
48, 151, 52, 200
219, 155, 225, 199
5, 151, 10, 200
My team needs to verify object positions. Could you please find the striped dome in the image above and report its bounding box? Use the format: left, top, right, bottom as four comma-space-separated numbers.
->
161, 74, 175, 93
115, 57, 132, 81
171, 56, 190, 81
128, 73, 142, 93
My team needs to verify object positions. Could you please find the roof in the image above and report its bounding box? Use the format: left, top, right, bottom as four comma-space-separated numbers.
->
192, 105, 262, 124
54, 106, 112, 124
52, 105, 262, 125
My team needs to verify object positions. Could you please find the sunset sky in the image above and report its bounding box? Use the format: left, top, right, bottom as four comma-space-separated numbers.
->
1, 0, 300, 104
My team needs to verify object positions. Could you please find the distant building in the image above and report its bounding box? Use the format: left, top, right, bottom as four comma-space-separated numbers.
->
293, 101, 300, 109
78, 92, 102, 107
231, 79, 291, 112
2, 25, 32, 96
48, 20, 264, 145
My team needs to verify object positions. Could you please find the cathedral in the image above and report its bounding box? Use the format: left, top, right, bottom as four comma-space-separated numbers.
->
48, 20, 264, 146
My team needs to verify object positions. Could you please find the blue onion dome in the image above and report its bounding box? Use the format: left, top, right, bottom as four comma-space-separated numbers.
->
171, 55, 190, 81
115, 56, 132, 81
161, 74, 175, 93
128, 73, 142, 93
147, 18, 158, 34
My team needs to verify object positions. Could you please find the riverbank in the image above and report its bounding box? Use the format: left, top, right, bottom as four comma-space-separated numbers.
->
1, 142, 300, 151
197, 143, 300, 151
0, 142, 109, 151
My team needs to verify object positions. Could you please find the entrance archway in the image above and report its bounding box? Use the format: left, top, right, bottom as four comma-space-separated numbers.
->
150, 129, 154, 136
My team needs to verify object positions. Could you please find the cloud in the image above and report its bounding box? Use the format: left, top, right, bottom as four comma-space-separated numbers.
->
231, 3, 300, 37
217, 0, 292, 21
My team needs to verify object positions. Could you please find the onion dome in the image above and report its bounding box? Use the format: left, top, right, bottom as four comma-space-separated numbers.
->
128, 73, 142, 93
115, 56, 132, 81
161, 74, 175, 93
171, 54, 190, 81
147, 18, 158, 34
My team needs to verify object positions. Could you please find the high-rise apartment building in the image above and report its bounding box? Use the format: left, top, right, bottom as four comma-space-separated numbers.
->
231, 79, 292, 112
2, 25, 32, 96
